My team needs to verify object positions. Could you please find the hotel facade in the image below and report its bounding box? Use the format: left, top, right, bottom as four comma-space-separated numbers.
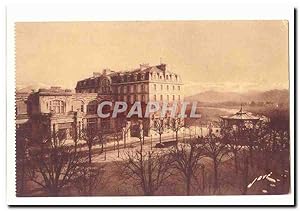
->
16, 63, 184, 140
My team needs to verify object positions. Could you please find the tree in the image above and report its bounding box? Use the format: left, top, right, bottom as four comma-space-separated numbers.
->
81, 127, 97, 164
169, 142, 205, 195
25, 126, 87, 196
170, 117, 184, 145
73, 163, 106, 196
96, 129, 105, 153
112, 131, 122, 157
222, 127, 243, 174
152, 118, 165, 144
118, 149, 173, 195
16, 125, 31, 196
138, 122, 144, 151
202, 134, 229, 193
239, 149, 249, 195
118, 118, 130, 148
255, 124, 290, 173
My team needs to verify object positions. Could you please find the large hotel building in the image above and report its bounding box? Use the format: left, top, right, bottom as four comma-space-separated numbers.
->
16, 63, 184, 140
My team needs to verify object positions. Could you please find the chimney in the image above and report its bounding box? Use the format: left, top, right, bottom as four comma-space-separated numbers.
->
157, 63, 166, 71
102, 69, 110, 76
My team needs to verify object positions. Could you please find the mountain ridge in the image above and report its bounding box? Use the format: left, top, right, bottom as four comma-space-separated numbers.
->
185, 89, 289, 104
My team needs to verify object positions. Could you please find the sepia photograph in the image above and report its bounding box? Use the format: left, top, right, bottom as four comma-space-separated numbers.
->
14, 20, 291, 199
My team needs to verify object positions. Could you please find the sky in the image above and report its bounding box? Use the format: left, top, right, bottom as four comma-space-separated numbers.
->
15, 21, 289, 95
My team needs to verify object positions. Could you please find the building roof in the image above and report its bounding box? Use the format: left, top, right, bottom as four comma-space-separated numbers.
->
77, 63, 180, 82
220, 106, 260, 121
37, 87, 73, 96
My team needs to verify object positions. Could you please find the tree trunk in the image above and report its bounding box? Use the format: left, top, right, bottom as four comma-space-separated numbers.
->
124, 133, 126, 148
234, 151, 238, 174
249, 144, 253, 167
202, 166, 205, 192
264, 152, 269, 173
242, 157, 249, 195
20, 153, 26, 195
88, 145, 92, 164
213, 159, 218, 193
186, 176, 191, 195
88, 173, 92, 195
117, 139, 120, 157
140, 139, 143, 152
148, 152, 152, 196
48, 187, 59, 197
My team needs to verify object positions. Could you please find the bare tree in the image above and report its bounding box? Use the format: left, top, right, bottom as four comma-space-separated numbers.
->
222, 128, 243, 174
169, 142, 205, 195
239, 149, 249, 195
202, 134, 229, 193
16, 125, 31, 196
112, 131, 122, 157
152, 118, 165, 144
117, 149, 173, 196
96, 129, 105, 153
72, 113, 80, 152
81, 127, 97, 164
119, 118, 130, 148
25, 126, 87, 196
73, 163, 106, 196
170, 117, 184, 145
255, 124, 290, 173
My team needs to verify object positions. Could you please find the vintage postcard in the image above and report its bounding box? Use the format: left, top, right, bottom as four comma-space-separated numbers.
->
6, 5, 295, 206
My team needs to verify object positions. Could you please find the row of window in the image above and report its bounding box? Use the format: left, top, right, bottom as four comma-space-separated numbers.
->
150, 72, 179, 82
77, 86, 111, 94
78, 78, 110, 87
45, 94, 181, 114
47, 101, 101, 114
118, 73, 146, 82
47, 100, 85, 114
117, 84, 146, 94
116, 72, 179, 82
153, 94, 181, 101
46, 100, 66, 114
116, 84, 181, 94
153, 84, 181, 91
118, 94, 147, 103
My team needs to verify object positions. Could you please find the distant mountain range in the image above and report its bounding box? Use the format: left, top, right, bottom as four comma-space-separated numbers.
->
17, 84, 289, 105
185, 89, 289, 104
17, 83, 52, 93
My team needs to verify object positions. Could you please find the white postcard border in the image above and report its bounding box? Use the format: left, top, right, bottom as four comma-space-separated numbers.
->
6, 4, 295, 205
